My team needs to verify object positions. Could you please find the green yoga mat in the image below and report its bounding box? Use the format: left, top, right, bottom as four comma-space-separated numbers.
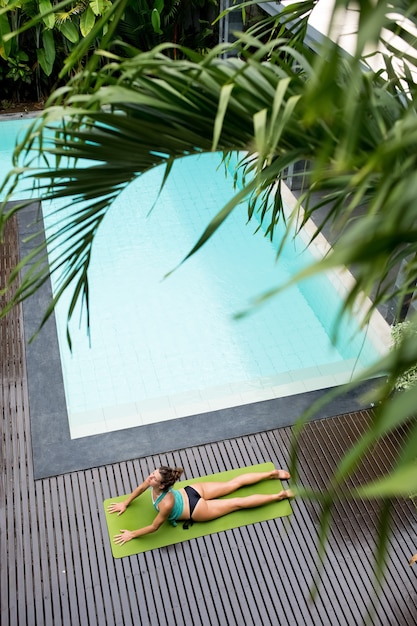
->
103, 463, 292, 557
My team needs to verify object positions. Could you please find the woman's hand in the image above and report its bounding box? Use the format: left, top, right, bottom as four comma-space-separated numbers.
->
107, 502, 127, 516
114, 529, 136, 545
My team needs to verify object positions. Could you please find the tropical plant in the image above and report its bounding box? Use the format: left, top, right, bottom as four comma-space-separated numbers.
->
391, 321, 417, 391
1, 0, 417, 587
0, 0, 121, 102
114, 0, 219, 55
0, 0, 220, 105
5, 48, 31, 81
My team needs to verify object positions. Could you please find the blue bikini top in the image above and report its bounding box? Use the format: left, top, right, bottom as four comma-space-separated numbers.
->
151, 487, 184, 526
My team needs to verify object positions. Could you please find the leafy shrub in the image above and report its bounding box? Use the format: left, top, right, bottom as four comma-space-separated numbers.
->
391, 321, 417, 390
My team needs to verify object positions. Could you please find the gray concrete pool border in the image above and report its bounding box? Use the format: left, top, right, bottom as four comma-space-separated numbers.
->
18, 202, 381, 480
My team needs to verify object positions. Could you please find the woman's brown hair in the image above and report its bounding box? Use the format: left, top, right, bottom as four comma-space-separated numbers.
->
158, 466, 183, 491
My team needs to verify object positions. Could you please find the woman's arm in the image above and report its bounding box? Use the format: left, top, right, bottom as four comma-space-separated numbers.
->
113, 511, 168, 545
113, 492, 174, 544
107, 477, 151, 515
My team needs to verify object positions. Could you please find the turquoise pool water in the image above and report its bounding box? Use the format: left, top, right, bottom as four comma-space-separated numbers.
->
1, 117, 388, 438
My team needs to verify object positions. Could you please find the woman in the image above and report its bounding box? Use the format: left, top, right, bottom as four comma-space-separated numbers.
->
108, 466, 293, 545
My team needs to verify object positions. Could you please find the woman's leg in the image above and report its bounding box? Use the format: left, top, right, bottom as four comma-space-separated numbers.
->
192, 489, 293, 522
192, 469, 290, 501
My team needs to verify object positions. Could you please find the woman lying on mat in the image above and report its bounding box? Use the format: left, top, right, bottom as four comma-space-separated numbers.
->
107, 466, 293, 545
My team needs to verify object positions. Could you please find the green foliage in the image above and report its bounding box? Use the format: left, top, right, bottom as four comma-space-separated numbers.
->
6, 49, 31, 82
37, 28, 55, 75
113, 0, 219, 57
151, 7, 161, 34
0, 11, 12, 58
80, 5, 96, 37
0, 0, 220, 103
58, 18, 79, 43
39, 0, 55, 29
391, 321, 417, 391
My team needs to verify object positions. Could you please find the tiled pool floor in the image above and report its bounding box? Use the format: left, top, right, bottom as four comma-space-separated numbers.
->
70, 359, 359, 438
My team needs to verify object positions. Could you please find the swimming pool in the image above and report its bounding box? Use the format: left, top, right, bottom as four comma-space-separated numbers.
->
1, 117, 390, 441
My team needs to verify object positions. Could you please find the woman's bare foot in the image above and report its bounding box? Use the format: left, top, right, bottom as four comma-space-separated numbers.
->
277, 489, 294, 500
271, 469, 291, 480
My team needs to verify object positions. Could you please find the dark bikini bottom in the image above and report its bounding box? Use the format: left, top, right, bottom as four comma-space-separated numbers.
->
183, 485, 201, 530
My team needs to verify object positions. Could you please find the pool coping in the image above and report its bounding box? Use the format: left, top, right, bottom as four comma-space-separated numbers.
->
17, 202, 382, 480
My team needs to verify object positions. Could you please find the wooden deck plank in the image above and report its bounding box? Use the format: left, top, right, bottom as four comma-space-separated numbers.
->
84, 470, 121, 624
310, 419, 400, 624
61, 474, 91, 626
3, 403, 18, 626
53, 478, 72, 626
303, 418, 381, 613
301, 413, 417, 626
341, 415, 417, 620
277, 426, 356, 626
99, 465, 144, 626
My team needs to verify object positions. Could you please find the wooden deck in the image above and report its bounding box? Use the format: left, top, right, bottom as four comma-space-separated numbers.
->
2, 216, 417, 626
